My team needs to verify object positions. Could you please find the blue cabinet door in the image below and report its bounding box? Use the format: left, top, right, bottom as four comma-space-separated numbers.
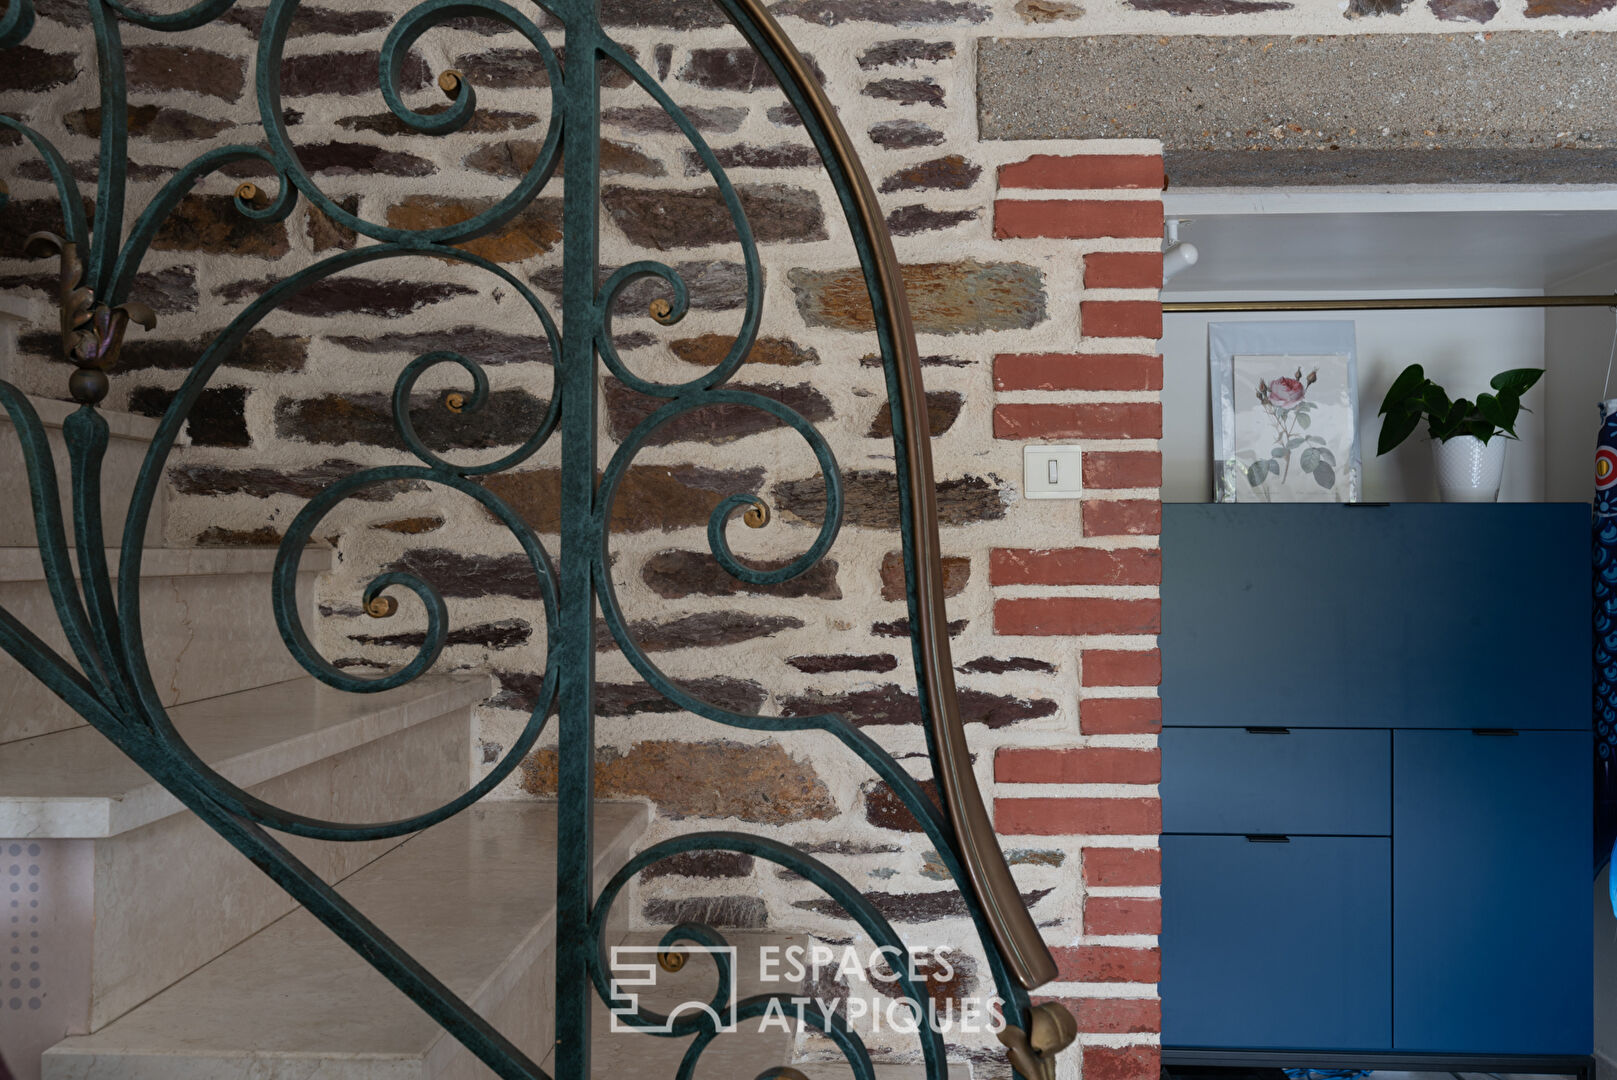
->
1161, 504, 1589, 729
1393, 730, 1591, 1054
1162, 835, 1392, 1050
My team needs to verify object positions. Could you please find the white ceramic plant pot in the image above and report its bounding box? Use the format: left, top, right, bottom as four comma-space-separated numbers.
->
1433, 434, 1507, 502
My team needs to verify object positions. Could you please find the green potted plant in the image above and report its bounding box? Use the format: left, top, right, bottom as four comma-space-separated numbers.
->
1376, 364, 1544, 502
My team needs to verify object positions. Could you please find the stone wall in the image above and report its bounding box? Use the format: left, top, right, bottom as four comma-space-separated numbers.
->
0, 2, 1164, 1075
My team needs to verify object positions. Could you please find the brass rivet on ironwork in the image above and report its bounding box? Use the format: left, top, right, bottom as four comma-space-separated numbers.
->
234, 182, 259, 203
445, 392, 466, 414
656, 951, 686, 974
438, 69, 463, 97
365, 595, 398, 619
744, 501, 770, 529
648, 298, 674, 324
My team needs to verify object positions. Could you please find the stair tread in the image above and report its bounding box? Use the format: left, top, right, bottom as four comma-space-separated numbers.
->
44, 801, 648, 1073
0, 545, 333, 582
0, 673, 493, 838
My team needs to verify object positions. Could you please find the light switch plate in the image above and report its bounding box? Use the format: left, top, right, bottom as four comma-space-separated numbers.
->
1023, 445, 1083, 500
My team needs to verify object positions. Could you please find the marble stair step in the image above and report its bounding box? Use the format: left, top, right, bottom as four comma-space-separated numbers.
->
0, 396, 164, 549
42, 801, 651, 1080
0, 674, 494, 1074
0, 544, 333, 745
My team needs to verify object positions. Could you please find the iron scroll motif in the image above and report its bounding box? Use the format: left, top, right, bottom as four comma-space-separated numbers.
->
0, 0, 1076, 1076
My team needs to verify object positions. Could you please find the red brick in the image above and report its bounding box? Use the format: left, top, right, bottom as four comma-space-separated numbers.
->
995, 199, 1163, 240
1083, 846, 1159, 887
1052, 945, 1162, 982
995, 353, 1163, 392
996, 746, 1160, 784
1083, 451, 1162, 490
1086, 897, 1162, 936
1083, 500, 1161, 537
1087, 1044, 1161, 1080
990, 548, 1160, 587
1081, 698, 1162, 734
1037, 996, 1161, 1034
999, 154, 1165, 191
1081, 649, 1161, 687
1081, 300, 1163, 339
996, 796, 1160, 835
992, 403, 1161, 440
995, 597, 1160, 636
1086, 251, 1164, 289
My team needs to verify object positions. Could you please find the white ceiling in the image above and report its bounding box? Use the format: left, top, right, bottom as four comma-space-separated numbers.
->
1161, 188, 1617, 294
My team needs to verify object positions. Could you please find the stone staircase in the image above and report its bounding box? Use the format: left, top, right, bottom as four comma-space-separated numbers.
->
0, 392, 969, 1079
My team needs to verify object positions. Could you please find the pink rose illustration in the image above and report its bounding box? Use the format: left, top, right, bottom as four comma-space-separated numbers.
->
1267, 376, 1306, 409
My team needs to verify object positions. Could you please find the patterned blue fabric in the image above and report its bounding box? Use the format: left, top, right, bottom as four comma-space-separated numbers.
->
1593, 399, 1617, 872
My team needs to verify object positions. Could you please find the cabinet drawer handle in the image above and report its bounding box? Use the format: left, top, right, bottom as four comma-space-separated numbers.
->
1472, 727, 1519, 736
1245, 834, 1290, 843
1245, 726, 1290, 735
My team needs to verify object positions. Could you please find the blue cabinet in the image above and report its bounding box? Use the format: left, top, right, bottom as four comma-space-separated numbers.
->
1161, 504, 1591, 1063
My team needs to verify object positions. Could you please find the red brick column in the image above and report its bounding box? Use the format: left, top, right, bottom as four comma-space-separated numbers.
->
991, 150, 1165, 1080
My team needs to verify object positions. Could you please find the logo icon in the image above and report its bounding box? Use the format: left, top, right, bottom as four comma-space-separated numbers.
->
608, 944, 739, 1034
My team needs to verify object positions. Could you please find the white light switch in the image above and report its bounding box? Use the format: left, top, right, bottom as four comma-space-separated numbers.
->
1024, 445, 1083, 500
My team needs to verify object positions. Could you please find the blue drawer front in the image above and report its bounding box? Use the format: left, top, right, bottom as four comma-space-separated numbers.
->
1162, 503, 1590, 730
1162, 728, 1389, 836
1162, 834, 1392, 1050
1393, 730, 1592, 1054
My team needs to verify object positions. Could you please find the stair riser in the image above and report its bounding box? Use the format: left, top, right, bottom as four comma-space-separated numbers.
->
0, 418, 164, 550
0, 568, 320, 745
5, 706, 472, 1080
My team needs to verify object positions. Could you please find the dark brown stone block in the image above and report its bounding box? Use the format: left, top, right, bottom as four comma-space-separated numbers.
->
347, 618, 533, 650
790, 260, 1045, 334
532, 260, 752, 313
0, 197, 95, 259
130, 266, 199, 314
275, 388, 547, 449
640, 851, 756, 881
678, 47, 825, 91
772, 0, 988, 23
385, 194, 563, 263
787, 653, 899, 674
279, 50, 430, 96
767, 105, 804, 127
65, 104, 232, 142
879, 154, 981, 192
1126, 0, 1290, 9
868, 390, 963, 438
602, 183, 825, 250
793, 887, 1051, 923
520, 739, 838, 823
493, 672, 767, 717
150, 194, 289, 257
467, 138, 664, 178
773, 469, 1007, 530
296, 142, 436, 177
864, 776, 941, 833
125, 44, 244, 101
1432, 0, 1498, 18
1524, 0, 1611, 12
642, 549, 841, 600
307, 196, 360, 252
602, 105, 747, 135
339, 107, 539, 136
887, 205, 978, 235
601, 0, 728, 28
168, 460, 424, 500
1345, 0, 1407, 12
386, 548, 549, 600
603, 377, 833, 446
195, 526, 282, 547
864, 77, 945, 107
684, 144, 821, 174
1, 47, 75, 92
128, 386, 250, 448
643, 896, 767, 928
670, 334, 817, 368
371, 516, 445, 534
482, 464, 765, 533
957, 656, 1057, 675
869, 120, 944, 149
329, 326, 551, 367
214, 277, 477, 317
879, 550, 969, 601
224, 4, 393, 37
859, 39, 957, 68
117, 329, 308, 374
781, 683, 1055, 729
609, 612, 805, 652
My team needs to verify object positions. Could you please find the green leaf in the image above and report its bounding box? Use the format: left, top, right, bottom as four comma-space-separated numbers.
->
1271, 446, 1287, 457
1430, 399, 1471, 442
1307, 435, 1327, 445
1247, 461, 1267, 488
1266, 457, 1280, 476
1317, 447, 1336, 467
1465, 418, 1495, 442
1475, 392, 1508, 431
1420, 384, 1453, 421
1315, 460, 1336, 489
1378, 407, 1421, 455
1288, 436, 1307, 449
1379, 364, 1426, 416
1489, 367, 1543, 397
1297, 411, 1312, 430
1300, 447, 1321, 473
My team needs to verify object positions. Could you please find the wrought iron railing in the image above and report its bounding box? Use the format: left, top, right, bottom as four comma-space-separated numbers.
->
0, 0, 1077, 1076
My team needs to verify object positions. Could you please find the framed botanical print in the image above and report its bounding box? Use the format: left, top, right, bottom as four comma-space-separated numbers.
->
1210, 322, 1362, 503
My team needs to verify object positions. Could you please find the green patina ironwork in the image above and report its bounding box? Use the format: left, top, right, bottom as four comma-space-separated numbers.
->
0, 0, 1072, 1077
